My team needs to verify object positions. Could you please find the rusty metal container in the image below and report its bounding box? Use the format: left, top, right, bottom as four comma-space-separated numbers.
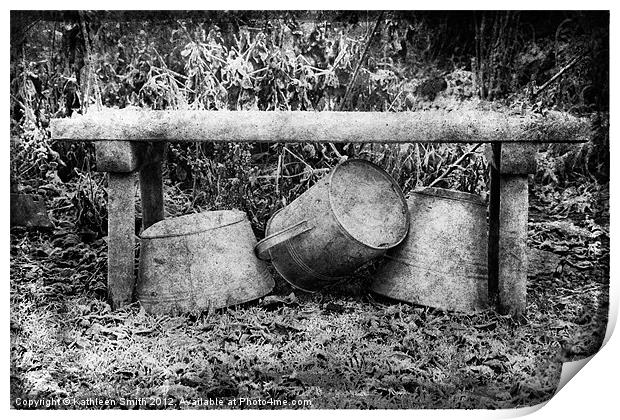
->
370, 187, 488, 312
137, 210, 274, 314
255, 159, 410, 292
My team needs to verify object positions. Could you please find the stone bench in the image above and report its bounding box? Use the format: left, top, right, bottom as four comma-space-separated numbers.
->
51, 109, 590, 316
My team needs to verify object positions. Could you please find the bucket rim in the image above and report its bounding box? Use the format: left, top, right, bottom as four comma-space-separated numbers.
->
328, 159, 410, 250
141, 210, 247, 239
410, 187, 485, 206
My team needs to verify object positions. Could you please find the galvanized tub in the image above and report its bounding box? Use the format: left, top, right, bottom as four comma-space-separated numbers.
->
370, 187, 488, 312
255, 159, 410, 292
137, 210, 274, 314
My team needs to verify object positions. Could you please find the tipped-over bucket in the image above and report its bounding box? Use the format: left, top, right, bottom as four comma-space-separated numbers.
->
255, 159, 410, 292
138, 210, 274, 314
370, 187, 488, 312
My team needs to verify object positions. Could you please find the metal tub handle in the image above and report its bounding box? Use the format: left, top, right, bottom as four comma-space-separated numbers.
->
255, 220, 313, 261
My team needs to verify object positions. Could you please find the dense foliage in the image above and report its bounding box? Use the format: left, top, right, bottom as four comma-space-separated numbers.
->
10, 10, 608, 235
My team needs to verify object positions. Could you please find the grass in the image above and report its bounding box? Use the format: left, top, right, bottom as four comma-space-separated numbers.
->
9, 180, 609, 410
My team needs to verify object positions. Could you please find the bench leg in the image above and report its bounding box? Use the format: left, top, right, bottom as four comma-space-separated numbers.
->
487, 143, 536, 317
107, 172, 136, 309
497, 175, 529, 316
487, 146, 501, 308
139, 143, 166, 231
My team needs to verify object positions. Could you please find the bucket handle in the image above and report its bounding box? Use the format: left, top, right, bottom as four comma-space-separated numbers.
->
255, 220, 313, 261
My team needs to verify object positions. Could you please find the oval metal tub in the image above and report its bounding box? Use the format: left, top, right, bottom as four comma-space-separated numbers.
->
138, 210, 274, 314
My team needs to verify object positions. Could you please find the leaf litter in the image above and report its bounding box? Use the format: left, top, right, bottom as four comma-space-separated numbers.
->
10, 182, 608, 409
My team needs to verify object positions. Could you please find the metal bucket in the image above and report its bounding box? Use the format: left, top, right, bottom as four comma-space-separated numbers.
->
137, 210, 274, 314
255, 159, 410, 292
370, 187, 488, 312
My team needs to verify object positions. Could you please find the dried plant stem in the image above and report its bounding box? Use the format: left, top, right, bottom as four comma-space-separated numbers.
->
415, 143, 422, 187
338, 12, 383, 111
387, 90, 403, 112
79, 12, 102, 111
533, 54, 584, 98
78, 12, 92, 112
331, 12, 383, 159
256, 168, 329, 180
275, 153, 282, 197
428, 143, 483, 188
283, 146, 312, 169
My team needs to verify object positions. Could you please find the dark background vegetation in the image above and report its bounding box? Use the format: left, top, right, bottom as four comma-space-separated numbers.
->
10, 10, 609, 409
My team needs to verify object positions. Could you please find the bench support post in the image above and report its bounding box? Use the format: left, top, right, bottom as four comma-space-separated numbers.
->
487, 145, 501, 309
488, 143, 537, 317
496, 175, 529, 316
96, 141, 146, 309
107, 172, 136, 309
139, 143, 166, 231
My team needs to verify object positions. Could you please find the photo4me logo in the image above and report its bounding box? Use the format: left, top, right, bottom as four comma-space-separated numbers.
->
179, 397, 312, 407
